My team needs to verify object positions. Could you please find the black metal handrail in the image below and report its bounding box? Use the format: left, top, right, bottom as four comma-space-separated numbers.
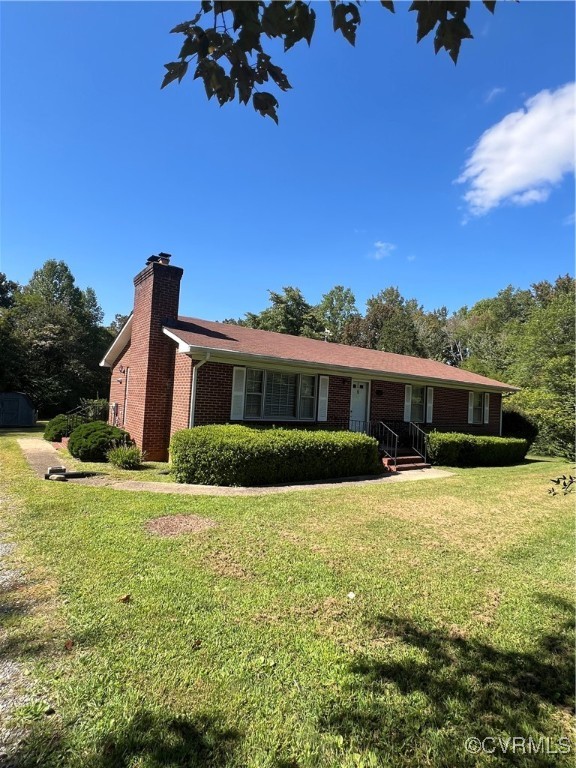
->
375, 421, 399, 467
409, 422, 428, 462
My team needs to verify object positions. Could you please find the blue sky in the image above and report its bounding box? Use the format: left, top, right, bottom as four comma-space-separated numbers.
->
1, 1, 574, 325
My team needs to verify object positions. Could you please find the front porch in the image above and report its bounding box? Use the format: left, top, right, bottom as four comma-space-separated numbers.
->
337, 418, 431, 472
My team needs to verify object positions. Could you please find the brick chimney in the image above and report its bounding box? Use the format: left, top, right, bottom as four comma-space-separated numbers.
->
127, 254, 183, 461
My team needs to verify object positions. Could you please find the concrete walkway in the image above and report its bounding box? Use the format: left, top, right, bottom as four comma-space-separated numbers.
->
18, 438, 452, 496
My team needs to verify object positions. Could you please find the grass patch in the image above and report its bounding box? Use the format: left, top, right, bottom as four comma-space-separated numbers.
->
0, 432, 574, 767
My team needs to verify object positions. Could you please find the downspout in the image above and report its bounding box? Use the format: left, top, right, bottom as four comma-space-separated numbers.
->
188, 352, 210, 428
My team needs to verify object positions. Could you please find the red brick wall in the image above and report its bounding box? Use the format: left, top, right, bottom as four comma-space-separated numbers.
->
108, 341, 131, 427
194, 361, 235, 426
326, 375, 352, 428
169, 353, 194, 436
369, 380, 406, 422
368, 380, 501, 435
432, 386, 501, 434
192, 367, 354, 430
108, 262, 183, 461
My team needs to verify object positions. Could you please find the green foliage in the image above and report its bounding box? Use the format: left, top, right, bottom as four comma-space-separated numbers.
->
107, 444, 144, 469
0, 272, 20, 309
170, 425, 380, 486
244, 286, 322, 338
316, 285, 358, 343
426, 432, 528, 467
43, 414, 77, 443
79, 398, 109, 421
0, 260, 113, 417
501, 405, 539, 447
164, 2, 497, 122
342, 287, 425, 356
507, 389, 575, 461
68, 421, 131, 463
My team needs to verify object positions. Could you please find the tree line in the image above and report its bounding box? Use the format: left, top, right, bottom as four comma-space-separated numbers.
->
1, 261, 572, 459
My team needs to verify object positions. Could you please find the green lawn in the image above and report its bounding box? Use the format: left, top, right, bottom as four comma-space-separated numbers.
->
0, 430, 573, 767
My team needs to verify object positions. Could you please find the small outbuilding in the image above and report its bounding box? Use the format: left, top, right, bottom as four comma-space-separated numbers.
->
0, 392, 37, 427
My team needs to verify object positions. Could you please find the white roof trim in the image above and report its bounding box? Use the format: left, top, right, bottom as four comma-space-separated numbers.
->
100, 315, 133, 367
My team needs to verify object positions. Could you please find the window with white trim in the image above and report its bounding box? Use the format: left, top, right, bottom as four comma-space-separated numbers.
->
468, 391, 490, 424
410, 385, 426, 423
404, 384, 433, 423
243, 369, 317, 420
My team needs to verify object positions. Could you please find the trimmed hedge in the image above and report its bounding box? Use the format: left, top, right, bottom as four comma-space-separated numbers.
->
68, 421, 132, 463
501, 407, 538, 447
43, 413, 82, 442
43, 413, 90, 443
170, 425, 381, 486
426, 432, 529, 467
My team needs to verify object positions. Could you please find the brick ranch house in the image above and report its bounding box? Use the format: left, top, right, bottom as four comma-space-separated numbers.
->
101, 255, 518, 462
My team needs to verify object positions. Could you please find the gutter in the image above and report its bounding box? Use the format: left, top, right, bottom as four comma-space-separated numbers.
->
189, 352, 211, 428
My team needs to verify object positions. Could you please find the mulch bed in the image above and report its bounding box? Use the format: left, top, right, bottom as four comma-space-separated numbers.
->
145, 514, 218, 537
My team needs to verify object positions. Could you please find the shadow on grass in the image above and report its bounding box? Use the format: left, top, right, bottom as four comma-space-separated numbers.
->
321, 595, 574, 766
0, 425, 45, 438
12, 709, 240, 768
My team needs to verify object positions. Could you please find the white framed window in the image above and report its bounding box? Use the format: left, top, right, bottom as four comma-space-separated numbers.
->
245, 369, 264, 417
232, 367, 320, 421
468, 392, 490, 424
411, 385, 426, 423
404, 384, 433, 423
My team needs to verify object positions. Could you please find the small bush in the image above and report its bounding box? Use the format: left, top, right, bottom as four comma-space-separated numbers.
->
501, 407, 539, 447
426, 432, 529, 467
68, 421, 132, 463
43, 414, 82, 442
170, 425, 380, 486
107, 444, 144, 469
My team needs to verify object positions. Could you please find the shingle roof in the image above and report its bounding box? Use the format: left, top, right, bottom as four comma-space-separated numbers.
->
165, 317, 518, 392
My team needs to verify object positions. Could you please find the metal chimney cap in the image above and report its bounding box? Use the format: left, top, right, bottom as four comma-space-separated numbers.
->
146, 252, 172, 266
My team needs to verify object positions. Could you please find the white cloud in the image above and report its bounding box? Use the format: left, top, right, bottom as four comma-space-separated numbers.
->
457, 82, 575, 217
563, 212, 575, 226
369, 241, 396, 260
406, 255, 416, 262
485, 86, 505, 104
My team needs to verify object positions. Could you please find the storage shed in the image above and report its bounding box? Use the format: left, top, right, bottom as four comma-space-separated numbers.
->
0, 392, 37, 427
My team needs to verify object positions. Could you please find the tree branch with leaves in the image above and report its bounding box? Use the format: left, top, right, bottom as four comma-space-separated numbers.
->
162, 0, 498, 123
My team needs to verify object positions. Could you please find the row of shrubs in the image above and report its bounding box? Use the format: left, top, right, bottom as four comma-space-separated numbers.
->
426, 432, 529, 467
44, 416, 142, 468
45, 417, 530, 484
170, 425, 381, 486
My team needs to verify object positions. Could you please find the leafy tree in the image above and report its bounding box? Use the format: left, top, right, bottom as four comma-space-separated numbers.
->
505, 281, 575, 459
414, 306, 451, 362
460, 286, 536, 381
108, 313, 131, 337
343, 286, 424, 356
315, 285, 358, 343
163, 0, 498, 123
0, 273, 20, 309
244, 286, 322, 337
4, 261, 113, 416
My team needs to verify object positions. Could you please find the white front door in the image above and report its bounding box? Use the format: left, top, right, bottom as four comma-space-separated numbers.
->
350, 380, 368, 430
